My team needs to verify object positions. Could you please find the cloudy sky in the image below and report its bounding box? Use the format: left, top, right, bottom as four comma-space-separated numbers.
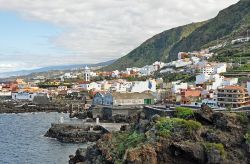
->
0, 0, 239, 73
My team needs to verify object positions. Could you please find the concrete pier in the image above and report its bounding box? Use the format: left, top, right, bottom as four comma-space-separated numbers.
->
85, 122, 129, 132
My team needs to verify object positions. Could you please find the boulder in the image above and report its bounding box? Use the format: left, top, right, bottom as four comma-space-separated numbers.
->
69, 148, 86, 164
195, 104, 214, 124
151, 114, 160, 123
169, 142, 206, 164
206, 148, 224, 164
212, 113, 241, 131
136, 119, 150, 133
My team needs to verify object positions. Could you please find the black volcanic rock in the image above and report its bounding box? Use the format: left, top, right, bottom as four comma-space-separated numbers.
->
45, 123, 104, 143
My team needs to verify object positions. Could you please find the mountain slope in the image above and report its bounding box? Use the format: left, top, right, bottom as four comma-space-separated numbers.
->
103, 22, 206, 71
105, 0, 250, 71
168, 0, 250, 61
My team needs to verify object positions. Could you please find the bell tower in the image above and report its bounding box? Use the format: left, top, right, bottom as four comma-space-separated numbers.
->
83, 66, 90, 82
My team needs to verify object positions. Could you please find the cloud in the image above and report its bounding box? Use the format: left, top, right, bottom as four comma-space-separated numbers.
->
0, 0, 239, 71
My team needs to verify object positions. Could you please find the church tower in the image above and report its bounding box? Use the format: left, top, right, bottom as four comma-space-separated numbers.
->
83, 66, 91, 82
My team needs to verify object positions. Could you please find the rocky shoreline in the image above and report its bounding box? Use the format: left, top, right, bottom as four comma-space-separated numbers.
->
68, 105, 250, 164
0, 101, 69, 114
45, 123, 106, 143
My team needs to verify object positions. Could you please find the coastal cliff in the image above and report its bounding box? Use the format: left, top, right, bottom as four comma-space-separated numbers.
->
69, 105, 250, 164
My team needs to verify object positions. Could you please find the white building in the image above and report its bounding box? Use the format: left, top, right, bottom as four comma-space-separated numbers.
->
90, 72, 97, 77
60, 73, 77, 81
197, 74, 224, 90
231, 37, 250, 44
12, 92, 48, 101
111, 70, 120, 78
126, 67, 140, 73
196, 74, 211, 85
196, 73, 238, 90
199, 63, 227, 75
223, 78, 238, 86
191, 57, 201, 65
202, 99, 218, 108
139, 65, 155, 76
160, 68, 175, 74
93, 92, 155, 106
99, 80, 112, 91
247, 81, 250, 95
0, 90, 11, 97
79, 82, 101, 91
152, 61, 165, 71
172, 59, 192, 68
172, 81, 188, 94
58, 86, 68, 91
64, 73, 77, 79
200, 63, 214, 75
130, 79, 156, 93
215, 63, 227, 74
110, 82, 132, 92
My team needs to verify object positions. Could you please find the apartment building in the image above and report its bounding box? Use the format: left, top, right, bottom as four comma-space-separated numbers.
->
217, 86, 250, 109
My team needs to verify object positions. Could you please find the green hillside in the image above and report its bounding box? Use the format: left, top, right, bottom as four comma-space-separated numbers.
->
168, 0, 250, 61
104, 0, 250, 71
103, 22, 206, 71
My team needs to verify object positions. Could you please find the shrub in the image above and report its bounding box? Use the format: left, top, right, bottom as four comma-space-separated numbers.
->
236, 113, 248, 124
156, 117, 202, 137
244, 131, 250, 144
185, 120, 202, 133
203, 143, 226, 159
117, 132, 146, 157
175, 107, 194, 119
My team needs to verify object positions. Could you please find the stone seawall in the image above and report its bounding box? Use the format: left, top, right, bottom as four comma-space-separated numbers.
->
143, 106, 175, 119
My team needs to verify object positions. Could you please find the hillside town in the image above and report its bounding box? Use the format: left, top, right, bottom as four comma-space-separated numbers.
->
1, 46, 250, 112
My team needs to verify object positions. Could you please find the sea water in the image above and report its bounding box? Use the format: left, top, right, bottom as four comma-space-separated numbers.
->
0, 112, 87, 164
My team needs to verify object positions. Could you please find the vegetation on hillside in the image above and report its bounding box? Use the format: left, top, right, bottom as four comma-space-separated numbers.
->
175, 107, 194, 119
103, 22, 206, 71
168, 0, 250, 61
203, 143, 226, 159
244, 131, 250, 144
156, 117, 202, 137
160, 73, 196, 83
208, 42, 250, 65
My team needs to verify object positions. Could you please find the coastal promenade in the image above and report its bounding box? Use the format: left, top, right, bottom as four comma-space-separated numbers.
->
55, 121, 129, 133
84, 122, 129, 132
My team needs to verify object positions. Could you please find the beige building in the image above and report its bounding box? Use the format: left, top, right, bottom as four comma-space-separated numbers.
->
217, 86, 250, 109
